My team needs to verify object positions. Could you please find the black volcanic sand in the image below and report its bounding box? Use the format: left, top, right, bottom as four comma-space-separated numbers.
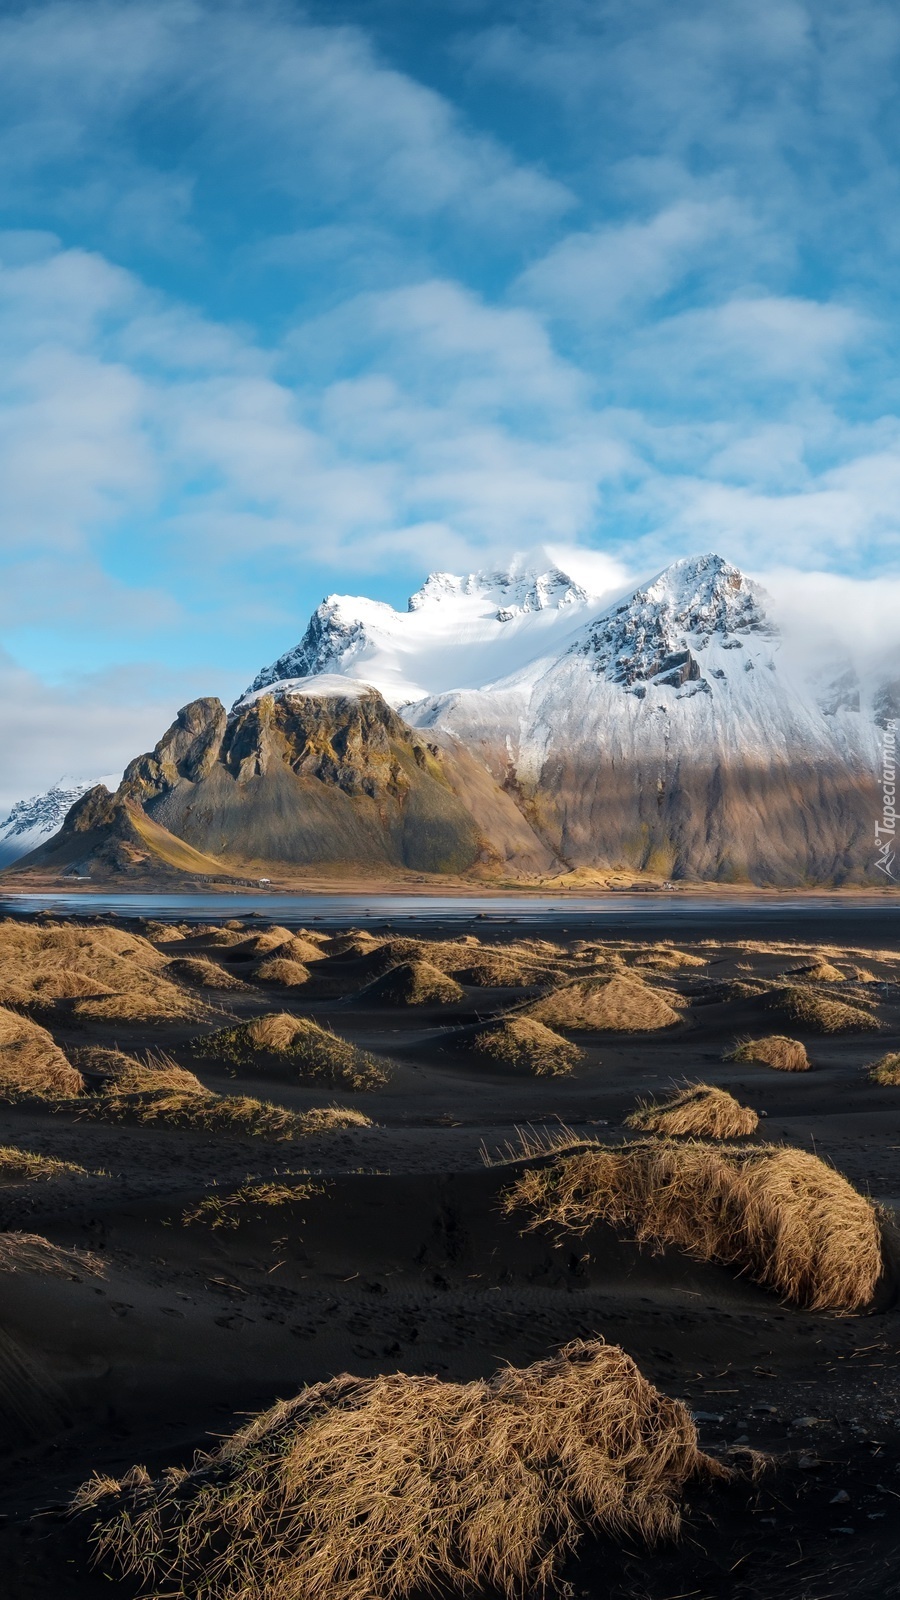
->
2, 911, 900, 1598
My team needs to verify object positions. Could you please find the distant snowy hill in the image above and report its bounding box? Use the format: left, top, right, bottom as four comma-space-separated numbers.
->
0, 775, 121, 866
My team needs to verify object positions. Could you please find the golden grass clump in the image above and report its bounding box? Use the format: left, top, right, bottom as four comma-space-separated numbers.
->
354, 959, 465, 1007
76, 1048, 207, 1097
626, 1084, 758, 1139
0, 1006, 84, 1099
0, 920, 209, 1021
767, 985, 880, 1034
631, 948, 707, 971
194, 1014, 391, 1089
0, 1146, 87, 1182
166, 956, 252, 991
69, 1048, 321, 1139
253, 957, 311, 987
75, 1338, 718, 1600
529, 974, 681, 1032
726, 1035, 810, 1072
140, 920, 184, 942
321, 929, 383, 956
867, 1052, 900, 1086
270, 935, 327, 964
469, 1017, 583, 1077
0, 1231, 104, 1279
790, 960, 845, 982
503, 1140, 882, 1311
184, 1178, 325, 1229
850, 966, 877, 983
447, 949, 549, 986
224, 928, 296, 960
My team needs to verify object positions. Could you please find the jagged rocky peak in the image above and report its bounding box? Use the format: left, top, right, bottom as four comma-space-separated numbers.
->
576, 553, 775, 690
407, 566, 588, 618
246, 601, 372, 696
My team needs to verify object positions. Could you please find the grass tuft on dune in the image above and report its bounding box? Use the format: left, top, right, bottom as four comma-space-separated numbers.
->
194, 1014, 391, 1090
529, 973, 681, 1032
75, 1339, 719, 1600
766, 985, 880, 1034
72, 1049, 368, 1139
253, 957, 312, 987
469, 1016, 583, 1077
0, 1006, 84, 1099
503, 1140, 882, 1311
354, 959, 465, 1007
627, 1083, 758, 1138
0, 919, 205, 1021
726, 1035, 810, 1072
867, 1052, 900, 1086
184, 1178, 326, 1229
0, 1146, 87, 1182
166, 956, 252, 992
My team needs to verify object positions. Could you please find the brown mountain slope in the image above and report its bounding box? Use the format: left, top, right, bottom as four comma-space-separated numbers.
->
12, 687, 556, 882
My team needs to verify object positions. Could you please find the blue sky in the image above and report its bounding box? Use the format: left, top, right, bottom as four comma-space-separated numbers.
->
2, 0, 900, 805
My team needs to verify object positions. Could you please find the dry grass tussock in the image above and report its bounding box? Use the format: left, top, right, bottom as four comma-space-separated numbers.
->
789, 960, 846, 982
726, 1035, 810, 1072
166, 957, 252, 992
469, 1017, 582, 1077
253, 957, 311, 987
270, 935, 327, 964
627, 1084, 758, 1139
225, 928, 295, 960
767, 985, 879, 1034
447, 949, 553, 986
867, 1052, 900, 1086
321, 929, 383, 956
529, 973, 681, 1032
355, 959, 465, 1007
504, 1140, 882, 1311
194, 1014, 391, 1089
0, 919, 203, 1021
72, 1049, 323, 1138
140, 920, 184, 942
75, 1338, 719, 1600
0, 1231, 104, 1278
0, 1006, 84, 1099
0, 1145, 87, 1182
630, 947, 707, 972
184, 1178, 325, 1229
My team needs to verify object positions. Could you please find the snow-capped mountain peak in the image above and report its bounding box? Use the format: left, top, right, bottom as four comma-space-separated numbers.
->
243, 563, 606, 707
576, 553, 776, 692
407, 566, 589, 617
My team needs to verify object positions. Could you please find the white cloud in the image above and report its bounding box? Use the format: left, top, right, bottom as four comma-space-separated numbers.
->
0, 647, 203, 816
516, 199, 760, 324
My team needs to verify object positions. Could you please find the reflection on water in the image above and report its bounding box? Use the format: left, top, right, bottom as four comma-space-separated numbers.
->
0, 889, 896, 942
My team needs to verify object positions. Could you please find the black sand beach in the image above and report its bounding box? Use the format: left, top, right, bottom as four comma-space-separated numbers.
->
1, 900, 899, 1597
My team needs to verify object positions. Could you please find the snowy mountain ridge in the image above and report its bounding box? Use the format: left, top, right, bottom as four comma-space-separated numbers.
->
243, 564, 607, 707
0, 774, 121, 867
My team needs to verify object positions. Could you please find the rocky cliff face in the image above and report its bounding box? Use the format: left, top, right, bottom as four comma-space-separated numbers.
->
108, 679, 553, 878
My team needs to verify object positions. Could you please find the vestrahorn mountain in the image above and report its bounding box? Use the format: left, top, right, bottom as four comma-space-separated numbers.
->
7, 553, 894, 887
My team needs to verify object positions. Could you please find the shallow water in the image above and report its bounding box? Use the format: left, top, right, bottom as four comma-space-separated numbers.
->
1, 889, 897, 944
